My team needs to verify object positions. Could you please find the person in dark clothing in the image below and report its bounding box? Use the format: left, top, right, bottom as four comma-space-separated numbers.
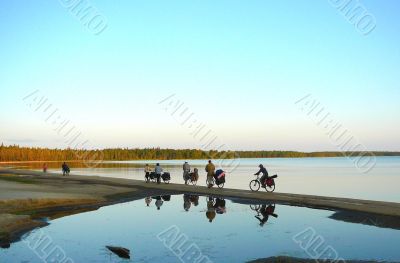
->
62, 162, 70, 176
255, 204, 278, 227
255, 164, 268, 187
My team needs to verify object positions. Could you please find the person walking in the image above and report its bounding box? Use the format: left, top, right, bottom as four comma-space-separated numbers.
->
183, 161, 191, 185
154, 163, 163, 184
62, 162, 70, 176
205, 160, 215, 188
43, 163, 48, 173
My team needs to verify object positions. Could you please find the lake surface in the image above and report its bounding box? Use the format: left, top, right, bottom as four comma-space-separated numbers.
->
3, 157, 400, 202
1, 195, 399, 263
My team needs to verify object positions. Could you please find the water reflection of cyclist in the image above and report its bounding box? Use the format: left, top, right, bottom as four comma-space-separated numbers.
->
214, 198, 226, 214
206, 197, 216, 223
190, 195, 199, 206
255, 204, 277, 226
145, 197, 152, 207
183, 194, 191, 211
255, 164, 269, 188
154, 196, 163, 210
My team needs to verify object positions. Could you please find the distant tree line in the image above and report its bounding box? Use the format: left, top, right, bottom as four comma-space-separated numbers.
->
0, 144, 399, 162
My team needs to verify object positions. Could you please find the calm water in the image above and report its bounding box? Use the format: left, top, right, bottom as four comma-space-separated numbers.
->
1, 195, 399, 263
3, 157, 400, 202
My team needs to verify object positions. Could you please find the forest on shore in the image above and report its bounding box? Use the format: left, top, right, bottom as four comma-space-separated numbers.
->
0, 144, 399, 162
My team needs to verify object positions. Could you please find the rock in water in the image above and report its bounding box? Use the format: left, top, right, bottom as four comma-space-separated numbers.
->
106, 246, 130, 259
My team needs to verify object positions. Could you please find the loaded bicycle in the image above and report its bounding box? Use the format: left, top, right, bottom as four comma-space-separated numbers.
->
249, 174, 278, 192
206, 169, 225, 188
145, 172, 170, 184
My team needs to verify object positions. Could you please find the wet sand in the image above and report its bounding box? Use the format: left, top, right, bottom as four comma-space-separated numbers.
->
1, 168, 400, 250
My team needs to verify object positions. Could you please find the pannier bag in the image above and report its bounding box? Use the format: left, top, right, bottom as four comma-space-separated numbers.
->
214, 169, 225, 185
162, 172, 171, 180
266, 178, 274, 187
161, 195, 171, 201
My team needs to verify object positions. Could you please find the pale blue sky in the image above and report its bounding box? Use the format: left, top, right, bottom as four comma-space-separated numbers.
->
0, 1, 399, 151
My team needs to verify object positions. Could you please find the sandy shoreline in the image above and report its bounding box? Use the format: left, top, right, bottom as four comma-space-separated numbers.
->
1, 168, 400, 251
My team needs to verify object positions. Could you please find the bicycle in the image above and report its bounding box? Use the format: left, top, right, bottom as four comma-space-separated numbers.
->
206, 176, 225, 188
145, 172, 170, 184
249, 174, 277, 192
187, 173, 198, 185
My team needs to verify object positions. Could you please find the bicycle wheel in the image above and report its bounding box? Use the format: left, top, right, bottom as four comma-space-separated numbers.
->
250, 204, 261, 211
206, 177, 214, 186
265, 183, 275, 192
249, 180, 260, 192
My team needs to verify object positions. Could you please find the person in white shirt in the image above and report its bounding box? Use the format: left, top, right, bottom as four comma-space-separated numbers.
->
144, 164, 152, 182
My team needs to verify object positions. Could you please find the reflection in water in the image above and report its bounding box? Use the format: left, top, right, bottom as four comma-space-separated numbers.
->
2, 195, 400, 263
149, 195, 172, 210
206, 197, 227, 223
145, 196, 152, 206
146, 195, 232, 224
252, 204, 278, 227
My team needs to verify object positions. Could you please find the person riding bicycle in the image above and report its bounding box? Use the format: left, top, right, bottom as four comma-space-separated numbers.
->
255, 164, 269, 188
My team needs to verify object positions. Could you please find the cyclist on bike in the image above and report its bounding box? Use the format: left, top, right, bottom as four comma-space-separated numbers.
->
255, 164, 269, 188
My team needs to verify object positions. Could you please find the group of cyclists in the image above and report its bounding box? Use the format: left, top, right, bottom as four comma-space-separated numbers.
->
144, 163, 171, 184
144, 160, 274, 190
55, 160, 276, 191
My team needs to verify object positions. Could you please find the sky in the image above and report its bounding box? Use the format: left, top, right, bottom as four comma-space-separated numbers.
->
0, 1, 399, 152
